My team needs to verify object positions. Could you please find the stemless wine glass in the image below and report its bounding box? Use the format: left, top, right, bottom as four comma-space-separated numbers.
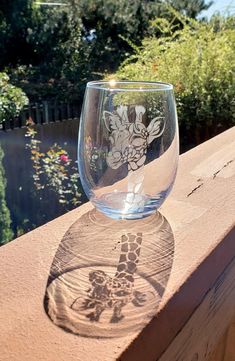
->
78, 81, 179, 220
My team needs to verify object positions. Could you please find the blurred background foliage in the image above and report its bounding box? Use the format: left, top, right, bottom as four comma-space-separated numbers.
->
113, 13, 235, 148
25, 123, 81, 208
0, 0, 217, 103
0, 0, 234, 244
0, 146, 13, 245
0, 72, 28, 124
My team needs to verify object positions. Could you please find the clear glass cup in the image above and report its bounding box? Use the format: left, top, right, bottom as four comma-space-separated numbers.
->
78, 81, 179, 220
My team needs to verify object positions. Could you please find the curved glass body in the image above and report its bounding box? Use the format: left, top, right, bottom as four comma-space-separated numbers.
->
78, 81, 179, 219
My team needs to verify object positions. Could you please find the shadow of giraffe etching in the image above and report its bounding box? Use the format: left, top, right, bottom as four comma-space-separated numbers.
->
44, 209, 174, 338
71, 232, 146, 323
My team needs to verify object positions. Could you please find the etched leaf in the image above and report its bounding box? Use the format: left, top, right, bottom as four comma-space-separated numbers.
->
103, 111, 114, 132
104, 111, 126, 132
147, 117, 165, 144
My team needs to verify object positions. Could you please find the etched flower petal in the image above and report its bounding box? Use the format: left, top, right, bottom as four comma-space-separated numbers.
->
106, 151, 122, 169
113, 150, 122, 159
129, 161, 138, 171
136, 155, 145, 167
132, 137, 146, 147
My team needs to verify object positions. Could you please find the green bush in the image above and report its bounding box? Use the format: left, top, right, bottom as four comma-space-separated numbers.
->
0, 146, 13, 245
0, 72, 28, 123
25, 124, 81, 209
114, 14, 235, 148
0, 72, 28, 244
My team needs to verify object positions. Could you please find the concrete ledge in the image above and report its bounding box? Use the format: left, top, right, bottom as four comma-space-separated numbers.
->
0, 127, 235, 361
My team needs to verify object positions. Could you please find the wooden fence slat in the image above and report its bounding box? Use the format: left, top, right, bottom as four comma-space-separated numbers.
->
35, 103, 40, 124
12, 116, 20, 129
3, 119, 11, 131
0, 101, 80, 131
62, 103, 67, 121
47, 102, 52, 123
54, 101, 59, 122
67, 103, 71, 120
43, 101, 49, 124
19, 109, 27, 128
58, 103, 62, 122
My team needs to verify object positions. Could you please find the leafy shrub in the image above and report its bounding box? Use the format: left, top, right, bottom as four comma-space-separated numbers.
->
0, 72, 27, 244
25, 123, 81, 209
0, 146, 13, 245
0, 72, 29, 123
114, 14, 235, 148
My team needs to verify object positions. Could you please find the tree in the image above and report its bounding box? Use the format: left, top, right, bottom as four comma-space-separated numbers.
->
6, 1, 86, 101
0, 146, 13, 245
166, 0, 213, 18
0, 0, 35, 68
76, 0, 163, 72
1, 0, 213, 102
114, 15, 235, 149
65, 0, 213, 73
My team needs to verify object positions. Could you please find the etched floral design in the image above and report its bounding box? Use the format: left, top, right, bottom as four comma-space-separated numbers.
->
103, 105, 165, 171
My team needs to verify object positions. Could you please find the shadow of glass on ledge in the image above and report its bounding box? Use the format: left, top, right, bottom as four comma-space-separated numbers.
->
44, 209, 175, 338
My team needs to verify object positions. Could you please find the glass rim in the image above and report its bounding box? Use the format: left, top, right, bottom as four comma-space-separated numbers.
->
87, 80, 173, 92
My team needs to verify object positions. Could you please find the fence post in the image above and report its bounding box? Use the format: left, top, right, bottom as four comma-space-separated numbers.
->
61, 103, 67, 121
67, 103, 71, 120
2, 119, 11, 131
35, 103, 40, 124
19, 106, 28, 128
54, 101, 59, 122
43, 101, 49, 124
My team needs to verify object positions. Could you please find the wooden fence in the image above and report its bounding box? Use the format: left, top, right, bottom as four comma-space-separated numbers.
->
0, 101, 80, 131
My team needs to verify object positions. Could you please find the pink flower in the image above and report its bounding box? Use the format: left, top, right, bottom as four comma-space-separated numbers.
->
60, 154, 69, 163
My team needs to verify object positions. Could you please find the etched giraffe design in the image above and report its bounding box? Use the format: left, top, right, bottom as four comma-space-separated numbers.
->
103, 105, 165, 211
103, 105, 165, 172
71, 232, 146, 323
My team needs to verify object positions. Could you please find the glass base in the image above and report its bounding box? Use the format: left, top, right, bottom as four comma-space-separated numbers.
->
91, 191, 167, 220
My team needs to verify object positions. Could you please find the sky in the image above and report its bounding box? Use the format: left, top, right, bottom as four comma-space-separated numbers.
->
200, 0, 235, 18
